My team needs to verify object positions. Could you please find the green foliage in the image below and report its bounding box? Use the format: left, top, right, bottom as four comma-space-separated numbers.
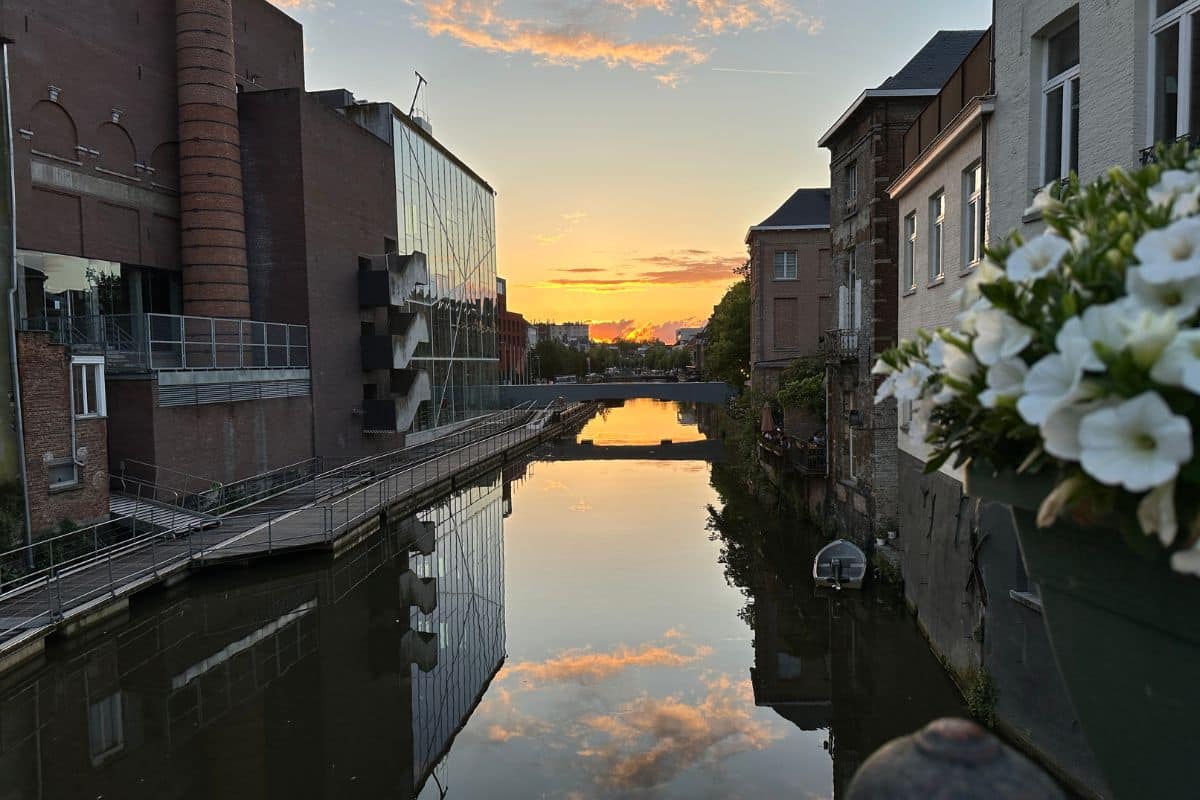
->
533, 339, 587, 379
966, 669, 998, 728
703, 279, 751, 389
776, 358, 825, 415
642, 343, 692, 372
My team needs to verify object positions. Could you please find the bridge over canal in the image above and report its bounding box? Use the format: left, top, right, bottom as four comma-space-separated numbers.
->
500, 381, 734, 406
543, 438, 726, 462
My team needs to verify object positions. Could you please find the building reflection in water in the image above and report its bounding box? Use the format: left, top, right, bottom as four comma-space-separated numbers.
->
0, 467, 518, 800
710, 465, 965, 799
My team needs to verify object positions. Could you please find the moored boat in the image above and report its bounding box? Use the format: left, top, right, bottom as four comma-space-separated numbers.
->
812, 539, 867, 590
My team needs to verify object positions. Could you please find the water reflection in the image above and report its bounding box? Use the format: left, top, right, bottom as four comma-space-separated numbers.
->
574, 398, 706, 445
0, 402, 964, 800
0, 471, 513, 800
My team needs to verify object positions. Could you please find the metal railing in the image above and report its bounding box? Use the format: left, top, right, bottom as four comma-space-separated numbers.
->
0, 401, 590, 648
20, 313, 309, 372
1139, 133, 1200, 165
823, 329, 861, 362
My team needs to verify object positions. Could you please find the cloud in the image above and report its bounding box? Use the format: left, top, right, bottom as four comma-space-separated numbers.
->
538, 250, 743, 293
577, 675, 782, 790
538, 211, 588, 246
501, 642, 712, 686
415, 0, 820, 85
420, 0, 707, 77
570, 498, 594, 512
587, 316, 706, 343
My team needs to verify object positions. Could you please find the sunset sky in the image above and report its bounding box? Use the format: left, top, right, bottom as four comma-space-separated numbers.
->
272, 0, 990, 341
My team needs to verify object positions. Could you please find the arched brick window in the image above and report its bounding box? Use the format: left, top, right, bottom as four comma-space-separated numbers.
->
29, 100, 78, 160
95, 122, 137, 177
151, 141, 179, 190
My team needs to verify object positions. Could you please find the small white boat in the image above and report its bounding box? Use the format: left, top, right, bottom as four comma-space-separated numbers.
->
812, 539, 867, 590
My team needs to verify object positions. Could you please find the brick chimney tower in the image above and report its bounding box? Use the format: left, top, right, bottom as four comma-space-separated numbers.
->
175, 0, 251, 318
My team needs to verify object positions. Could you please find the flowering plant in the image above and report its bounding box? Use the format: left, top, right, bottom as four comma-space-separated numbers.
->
875, 142, 1200, 577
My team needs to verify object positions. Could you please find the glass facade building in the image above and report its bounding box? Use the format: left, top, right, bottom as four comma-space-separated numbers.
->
392, 115, 499, 431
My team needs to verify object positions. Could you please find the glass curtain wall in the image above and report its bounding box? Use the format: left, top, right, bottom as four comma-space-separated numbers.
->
393, 115, 499, 431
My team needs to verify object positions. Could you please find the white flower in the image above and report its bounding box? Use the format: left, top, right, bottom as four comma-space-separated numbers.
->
956, 259, 1005, 309
1005, 234, 1071, 283
942, 339, 980, 383
872, 358, 895, 376
1037, 476, 1085, 528
1055, 317, 1105, 372
1149, 329, 1200, 393
1133, 217, 1200, 284
1148, 170, 1200, 219
1078, 392, 1193, 492
1126, 266, 1200, 319
909, 397, 932, 442
1170, 540, 1200, 577
979, 357, 1028, 408
1137, 482, 1178, 547
1017, 349, 1098, 426
892, 363, 932, 403
972, 309, 1034, 366
1041, 399, 1111, 461
926, 336, 946, 368
1073, 300, 1176, 369
874, 372, 898, 404
1023, 182, 1062, 218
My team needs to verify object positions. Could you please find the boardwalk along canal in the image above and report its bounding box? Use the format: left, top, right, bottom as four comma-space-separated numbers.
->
0, 400, 963, 799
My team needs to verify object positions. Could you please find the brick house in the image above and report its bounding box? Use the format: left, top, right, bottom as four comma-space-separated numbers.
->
746, 188, 831, 394
817, 30, 986, 541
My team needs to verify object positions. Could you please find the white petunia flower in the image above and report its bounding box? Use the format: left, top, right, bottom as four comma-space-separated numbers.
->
1071, 300, 1176, 368
1016, 349, 1098, 426
892, 363, 932, 403
1137, 481, 1178, 547
1023, 182, 1062, 218
1041, 399, 1111, 461
1148, 170, 1200, 219
872, 358, 895, 376
1078, 392, 1193, 493
1170, 541, 1200, 577
942, 339, 980, 383
874, 372, 898, 405
1149, 329, 1200, 393
1055, 317, 1105, 372
1126, 266, 1200, 319
1133, 217, 1200, 283
926, 336, 946, 368
1005, 234, 1071, 283
956, 259, 1005, 309
979, 357, 1028, 408
972, 309, 1034, 366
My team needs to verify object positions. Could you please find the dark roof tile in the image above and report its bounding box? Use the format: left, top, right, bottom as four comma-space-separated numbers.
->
755, 188, 831, 229
878, 30, 988, 91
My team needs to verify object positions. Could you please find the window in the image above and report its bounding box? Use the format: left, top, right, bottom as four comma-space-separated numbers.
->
72, 357, 106, 418
1152, 0, 1200, 145
964, 163, 983, 266
773, 297, 799, 349
929, 191, 945, 282
1042, 19, 1080, 183
88, 692, 124, 765
845, 162, 858, 205
773, 250, 798, 280
903, 213, 917, 290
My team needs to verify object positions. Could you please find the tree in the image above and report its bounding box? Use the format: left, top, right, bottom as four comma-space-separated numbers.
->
703, 279, 751, 389
534, 339, 586, 379
777, 358, 825, 416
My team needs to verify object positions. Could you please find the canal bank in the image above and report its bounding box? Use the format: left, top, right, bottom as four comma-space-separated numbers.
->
0, 403, 597, 678
0, 399, 968, 799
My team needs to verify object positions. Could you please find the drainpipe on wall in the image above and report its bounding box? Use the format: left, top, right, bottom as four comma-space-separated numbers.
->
0, 39, 34, 559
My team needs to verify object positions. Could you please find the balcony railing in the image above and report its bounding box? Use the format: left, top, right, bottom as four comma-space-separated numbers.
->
21, 313, 309, 373
822, 329, 860, 362
1139, 133, 1200, 165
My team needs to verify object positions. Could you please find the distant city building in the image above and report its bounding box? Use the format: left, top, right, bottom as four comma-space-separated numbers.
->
745, 188, 832, 392
496, 277, 530, 384
818, 29, 986, 540
675, 327, 703, 346
534, 321, 589, 351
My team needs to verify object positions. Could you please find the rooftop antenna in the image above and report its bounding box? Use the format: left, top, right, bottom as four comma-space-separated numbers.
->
409, 71, 428, 118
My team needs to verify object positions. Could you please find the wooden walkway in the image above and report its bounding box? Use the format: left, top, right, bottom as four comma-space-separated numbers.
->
0, 403, 594, 672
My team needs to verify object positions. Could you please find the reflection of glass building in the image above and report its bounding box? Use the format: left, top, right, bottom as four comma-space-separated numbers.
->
342, 100, 500, 433
410, 478, 507, 790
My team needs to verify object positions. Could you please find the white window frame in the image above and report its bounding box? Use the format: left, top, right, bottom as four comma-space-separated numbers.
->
1040, 22, 1081, 184
72, 356, 107, 418
929, 191, 945, 282
773, 250, 798, 281
903, 212, 917, 291
845, 161, 858, 205
963, 163, 983, 267
1149, 1, 1200, 146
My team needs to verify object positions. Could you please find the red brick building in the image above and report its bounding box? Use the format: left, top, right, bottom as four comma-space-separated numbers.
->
496, 278, 529, 385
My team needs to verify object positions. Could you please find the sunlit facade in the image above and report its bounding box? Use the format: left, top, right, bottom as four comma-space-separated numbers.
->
393, 115, 499, 431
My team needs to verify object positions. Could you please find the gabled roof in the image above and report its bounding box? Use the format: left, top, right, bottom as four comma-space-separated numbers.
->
879, 30, 988, 90
818, 29, 988, 147
750, 188, 831, 233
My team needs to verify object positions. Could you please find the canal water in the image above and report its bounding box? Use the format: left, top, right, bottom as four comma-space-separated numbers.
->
0, 400, 963, 800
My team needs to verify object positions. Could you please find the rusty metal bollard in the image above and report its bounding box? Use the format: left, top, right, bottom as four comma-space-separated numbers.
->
847, 718, 1064, 799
